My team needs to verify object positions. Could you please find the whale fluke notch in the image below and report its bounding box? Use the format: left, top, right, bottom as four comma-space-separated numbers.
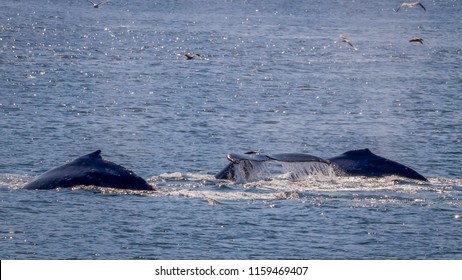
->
23, 150, 155, 191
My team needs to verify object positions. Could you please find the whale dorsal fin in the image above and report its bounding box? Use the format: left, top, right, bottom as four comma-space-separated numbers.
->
88, 150, 102, 158
73, 150, 103, 163
342, 148, 372, 157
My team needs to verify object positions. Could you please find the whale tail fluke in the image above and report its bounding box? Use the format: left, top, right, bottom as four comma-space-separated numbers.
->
216, 152, 333, 183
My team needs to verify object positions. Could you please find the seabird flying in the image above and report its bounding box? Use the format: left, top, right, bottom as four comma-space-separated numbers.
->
395, 1, 426, 12
340, 35, 357, 50
87, 0, 110, 8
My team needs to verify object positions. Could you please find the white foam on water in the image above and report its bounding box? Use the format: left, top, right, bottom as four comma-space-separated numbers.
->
3, 172, 461, 208
151, 172, 454, 205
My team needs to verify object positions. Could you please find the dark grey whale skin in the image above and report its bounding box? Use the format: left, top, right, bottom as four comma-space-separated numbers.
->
215, 149, 428, 182
23, 150, 154, 191
327, 149, 427, 181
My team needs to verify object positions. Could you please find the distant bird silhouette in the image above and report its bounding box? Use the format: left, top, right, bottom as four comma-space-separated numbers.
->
340, 35, 357, 50
409, 37, 424, 44
395, 1, 426, 12
184, 53, 202, 60
87, 0, 110, 8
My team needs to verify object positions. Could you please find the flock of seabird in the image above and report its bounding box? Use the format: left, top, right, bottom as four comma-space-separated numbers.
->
85, 0, 426, 56
397, 1, 426, 44
340, 1, 426, 49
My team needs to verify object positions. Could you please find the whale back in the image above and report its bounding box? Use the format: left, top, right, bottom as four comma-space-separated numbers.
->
328, 149, 428, 181
23, 150, 154, 190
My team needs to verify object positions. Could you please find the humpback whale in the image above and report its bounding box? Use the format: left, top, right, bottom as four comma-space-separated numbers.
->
23, 150, 154, 191
215, 149, 428, 182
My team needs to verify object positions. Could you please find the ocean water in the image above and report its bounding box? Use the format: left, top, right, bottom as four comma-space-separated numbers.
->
1, 0, 461, 259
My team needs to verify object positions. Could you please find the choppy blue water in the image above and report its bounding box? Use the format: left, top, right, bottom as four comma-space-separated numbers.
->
1, 0, 461, 259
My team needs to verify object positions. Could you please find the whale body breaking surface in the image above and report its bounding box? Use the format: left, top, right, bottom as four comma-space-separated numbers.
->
23, 148, 427, 191
215, 149, 428, 183
23, 150, 155, 191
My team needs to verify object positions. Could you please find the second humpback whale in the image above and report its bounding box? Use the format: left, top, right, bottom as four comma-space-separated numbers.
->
215, 149, 428, 182
23, 150, 155, 191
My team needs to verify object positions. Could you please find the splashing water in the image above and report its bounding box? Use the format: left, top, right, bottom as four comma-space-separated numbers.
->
281, 161, 335, 181
232, 159, 335, 183
233, 160, 271, 183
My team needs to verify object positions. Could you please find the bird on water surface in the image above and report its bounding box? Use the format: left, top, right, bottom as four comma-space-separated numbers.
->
87, 0, 110, 8
184, 53, 202, 60
409, 37, 424, 44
